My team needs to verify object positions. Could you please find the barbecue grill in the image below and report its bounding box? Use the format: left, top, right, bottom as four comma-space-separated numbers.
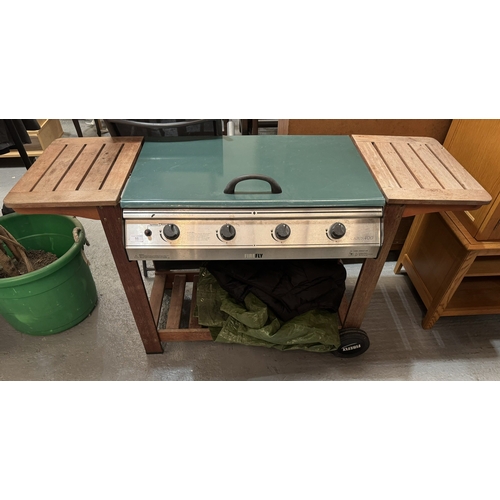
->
4, 132, 491, 357
121, 136, 385, 261
120, 135, 388, 355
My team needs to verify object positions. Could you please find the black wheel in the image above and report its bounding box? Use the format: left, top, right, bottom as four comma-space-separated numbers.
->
333, 328, 370, 358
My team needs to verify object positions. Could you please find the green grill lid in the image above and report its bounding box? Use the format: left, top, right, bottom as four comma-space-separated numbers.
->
120, 135, 385, 209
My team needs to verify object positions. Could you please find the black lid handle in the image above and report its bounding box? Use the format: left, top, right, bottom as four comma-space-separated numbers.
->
223, 175, 282, 194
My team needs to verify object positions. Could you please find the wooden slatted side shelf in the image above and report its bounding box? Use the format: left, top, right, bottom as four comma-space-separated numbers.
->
150, 270, 212, 342
4, 137, 143, 219
351, 135, 491, 216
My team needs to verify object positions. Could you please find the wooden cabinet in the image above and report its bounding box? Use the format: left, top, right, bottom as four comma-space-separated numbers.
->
395, 211, 500, 329
443, 120, 500, 241
278, 119, 452, 143
1, 119, 63, 159
395, 119, 500, 328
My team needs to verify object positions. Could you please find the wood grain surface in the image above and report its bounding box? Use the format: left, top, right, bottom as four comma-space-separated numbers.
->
443, 119, 500, 241
279, 119, 453, 143
352, 135, 492, 207
4, 137, 143, 211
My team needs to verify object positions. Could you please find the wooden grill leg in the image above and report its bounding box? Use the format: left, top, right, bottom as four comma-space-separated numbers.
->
342, 204, 405, 329
98, 205, 163, 354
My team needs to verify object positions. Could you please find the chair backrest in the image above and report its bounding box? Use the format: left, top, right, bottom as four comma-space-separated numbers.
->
103, 119, 223, 138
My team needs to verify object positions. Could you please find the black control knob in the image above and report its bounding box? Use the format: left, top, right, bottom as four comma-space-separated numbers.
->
219, 224, 236, 241
163, 224, 180, 240
275, 223, 291, 240
144, 229, 152, 237
329, 222, 346, 239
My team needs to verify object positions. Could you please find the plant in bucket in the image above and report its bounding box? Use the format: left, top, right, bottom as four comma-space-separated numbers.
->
0, 213, 98, 335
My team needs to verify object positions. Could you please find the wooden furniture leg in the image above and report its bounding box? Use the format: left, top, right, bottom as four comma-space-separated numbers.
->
342, 204, 405, 329
98, 205, 163, 354
394, 214, 425, 275
422, 250, 478, 329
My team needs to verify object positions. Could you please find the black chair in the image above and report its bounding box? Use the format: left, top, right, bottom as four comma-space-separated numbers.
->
104, 119, 224, 277
1, 119, 40, 215
103, 119, 223, 138
0, 119, 38, 169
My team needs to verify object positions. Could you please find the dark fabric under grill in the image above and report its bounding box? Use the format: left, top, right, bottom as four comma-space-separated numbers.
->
206, 259, 347, 322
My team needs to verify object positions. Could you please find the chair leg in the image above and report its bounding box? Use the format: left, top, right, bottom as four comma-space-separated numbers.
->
251, 119, 259, 135
72, 120, 83, 137
4, 119, 34, 169
214, 119, 223, 136
240, 119, 249, 135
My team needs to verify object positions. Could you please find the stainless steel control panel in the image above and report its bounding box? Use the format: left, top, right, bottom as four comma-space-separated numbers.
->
123, 208, 383, 261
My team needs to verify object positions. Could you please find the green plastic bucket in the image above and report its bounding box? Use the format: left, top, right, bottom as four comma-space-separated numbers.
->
0, 213, 98, 335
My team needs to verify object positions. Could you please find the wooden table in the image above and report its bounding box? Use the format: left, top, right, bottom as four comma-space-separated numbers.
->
4, 135, 491, 354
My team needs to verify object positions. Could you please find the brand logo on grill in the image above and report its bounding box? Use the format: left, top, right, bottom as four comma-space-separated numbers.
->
244, 253, 263, 259
341, 343, 361, 352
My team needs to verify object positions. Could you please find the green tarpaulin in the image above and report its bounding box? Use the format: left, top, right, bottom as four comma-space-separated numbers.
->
196, 268, 340, 353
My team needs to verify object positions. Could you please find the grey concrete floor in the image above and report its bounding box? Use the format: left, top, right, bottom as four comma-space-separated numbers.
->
1, 120, 500, 380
